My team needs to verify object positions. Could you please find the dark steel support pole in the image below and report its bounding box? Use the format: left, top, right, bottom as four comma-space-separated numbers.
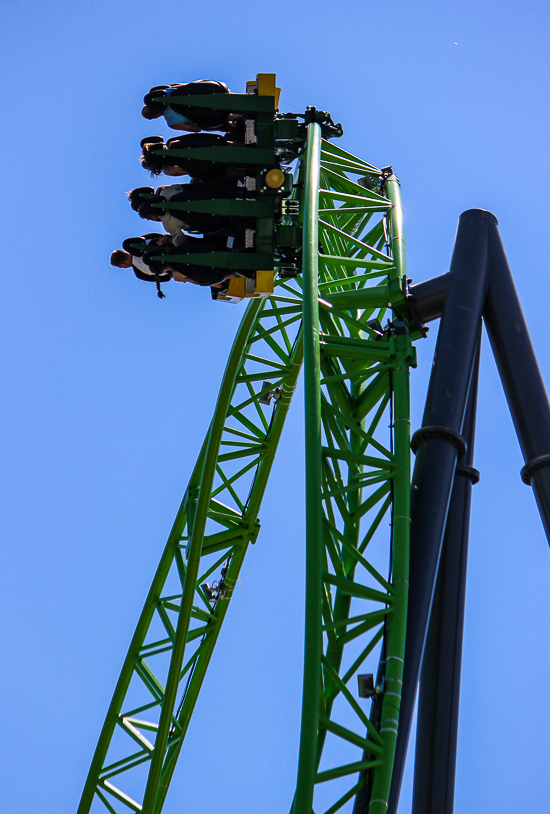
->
484, 223, 550, 542
411, 335, 481, 814
409, 273, 451, 324
410, 224, 550, 541
387, 209, 496, 814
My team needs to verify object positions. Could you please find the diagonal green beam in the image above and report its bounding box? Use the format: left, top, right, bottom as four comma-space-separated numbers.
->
294, 121, 323, 814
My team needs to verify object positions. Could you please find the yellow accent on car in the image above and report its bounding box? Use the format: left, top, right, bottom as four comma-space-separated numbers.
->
254, 270, 275, 295
215, 271, 274, 303
256, 73, 281, 109
265, 168, 285, 189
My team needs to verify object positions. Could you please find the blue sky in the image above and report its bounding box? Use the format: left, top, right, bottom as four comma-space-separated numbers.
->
2, 1, 550, 812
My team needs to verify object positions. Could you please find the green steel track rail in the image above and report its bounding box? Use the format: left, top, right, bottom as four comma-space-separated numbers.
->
79, 130, 414, 814
292, 129, 413, 814
78, 295, 304, 814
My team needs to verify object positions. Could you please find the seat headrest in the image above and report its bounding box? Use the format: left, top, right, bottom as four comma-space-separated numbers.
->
143, 88, 168, 112
128, 187, 155, 212
138, 196, 167, 219
122, 236, 146, 255
140, 135, 164, 149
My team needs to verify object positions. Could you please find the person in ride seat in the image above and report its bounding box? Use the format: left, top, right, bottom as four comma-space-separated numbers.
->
110, 233, 171, 276
140, 133, 247, 182
109, 235, 174, 299
141, 80, 243, 133
127, 186, 188, 246
130, 182, 249, 239
110, 234, 210, 295
143, 236, 237, 287
109, 248, 173, 281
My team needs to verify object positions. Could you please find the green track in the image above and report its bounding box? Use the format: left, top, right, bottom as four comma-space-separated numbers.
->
79, 128, 415, 814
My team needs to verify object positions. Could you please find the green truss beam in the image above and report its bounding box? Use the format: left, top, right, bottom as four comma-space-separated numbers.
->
79, 130, 416, 814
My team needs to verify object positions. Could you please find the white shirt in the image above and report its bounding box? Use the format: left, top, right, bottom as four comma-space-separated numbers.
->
156, 184, 186, 201
160, 213, 188, 246
132, 254, 155, 277
156, 184, 189, 245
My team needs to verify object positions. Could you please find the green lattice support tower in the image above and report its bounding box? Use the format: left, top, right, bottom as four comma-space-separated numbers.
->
79, 125, 416, 814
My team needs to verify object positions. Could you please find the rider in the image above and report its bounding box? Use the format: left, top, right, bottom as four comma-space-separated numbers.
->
143, 235, 236, 287
112, 233, 236, 289
127, 186, 189, 246
110, 234, 174, 285
140, 133, 246, 181
130, 182, 249, 239
141, 80, 235, 132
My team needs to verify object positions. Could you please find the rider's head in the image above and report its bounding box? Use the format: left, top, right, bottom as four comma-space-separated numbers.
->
141, 105, 163, 120
110, 250, 133, 268
138, 198, 164, 222
141, 142, 165, 176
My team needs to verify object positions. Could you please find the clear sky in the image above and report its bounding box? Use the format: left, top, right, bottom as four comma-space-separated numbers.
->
2, 1, 550, 812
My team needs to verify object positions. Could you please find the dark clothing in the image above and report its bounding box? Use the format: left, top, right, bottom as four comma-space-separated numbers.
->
141, 183, 246, 233
122, 235, 173, 283
163, 133, 230, 181
144, 237, 229, 286
122, 233, 168, 256
132, 263, 172, 284
167, 81, 230, 130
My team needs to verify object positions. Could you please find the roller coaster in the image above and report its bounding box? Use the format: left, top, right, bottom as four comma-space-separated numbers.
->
80, 74, 550, 814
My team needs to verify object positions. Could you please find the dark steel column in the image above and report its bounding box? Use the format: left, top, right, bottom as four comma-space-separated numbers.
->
484, 223, 550, 542
410, 224, 550, 540
411, 337, 481, 814
387, 210, 496, 814
409, 273, 451, 324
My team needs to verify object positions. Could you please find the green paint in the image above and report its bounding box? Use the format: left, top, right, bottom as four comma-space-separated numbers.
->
80, 127, 415, 814
295, 122, 323, 814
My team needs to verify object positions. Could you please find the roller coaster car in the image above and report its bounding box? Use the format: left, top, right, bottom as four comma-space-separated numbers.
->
212, 270, 274, 303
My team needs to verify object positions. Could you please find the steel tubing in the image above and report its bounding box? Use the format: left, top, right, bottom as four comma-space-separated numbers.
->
484, 223, 550, 543
387, 209, 496, 814
409, 273, 451, 324
294, 121, 323, 814
410, 223, 550, 543
411, 335, 481, 814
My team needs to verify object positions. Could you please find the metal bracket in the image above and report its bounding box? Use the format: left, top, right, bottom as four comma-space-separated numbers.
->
456, 464, 480, 484
259, 381, 281, 405
520, 454, 550, 485
410, 425, 467, 459
404, 277, 429, 338
282, 199, 300, 217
